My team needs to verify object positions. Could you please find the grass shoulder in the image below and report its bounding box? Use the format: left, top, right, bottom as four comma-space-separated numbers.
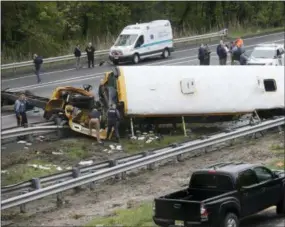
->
85, 202, 155, 227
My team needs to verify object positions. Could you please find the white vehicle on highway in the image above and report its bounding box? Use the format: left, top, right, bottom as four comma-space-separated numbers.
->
109, 20, 174, 65
247, 43, 284, 66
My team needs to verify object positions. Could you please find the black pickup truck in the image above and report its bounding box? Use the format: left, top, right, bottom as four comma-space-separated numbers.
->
153, 162, 285, 227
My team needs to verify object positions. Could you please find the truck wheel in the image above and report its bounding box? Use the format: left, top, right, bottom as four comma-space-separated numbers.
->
222, 213, 239, 227
276, 196, 285, 215
162, 48, 170, 59
132, 53, 140, 64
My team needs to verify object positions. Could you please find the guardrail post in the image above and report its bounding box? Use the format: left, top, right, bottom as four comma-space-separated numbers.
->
176, 154, 183, 162
31, 178, 41, 190
143, 151, 155, 170
277, 126, 283, 134
19, 190, 28, 213
109, 159, 121, 180
89, 170, 97, 191
72, 167, 82, 192
56, 180, 65, 207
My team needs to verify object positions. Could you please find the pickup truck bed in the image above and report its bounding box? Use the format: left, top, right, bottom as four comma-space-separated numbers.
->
162, 188, 228, 201
155, 188, 234, 223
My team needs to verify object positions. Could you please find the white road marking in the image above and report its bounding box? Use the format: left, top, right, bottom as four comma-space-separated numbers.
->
7, 38, 284, 92
2, 32, 284, 82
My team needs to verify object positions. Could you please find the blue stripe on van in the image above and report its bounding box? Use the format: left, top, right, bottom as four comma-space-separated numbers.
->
139, 39, 173, 48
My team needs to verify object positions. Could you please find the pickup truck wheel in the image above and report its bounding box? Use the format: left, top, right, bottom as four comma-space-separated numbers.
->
276, 197, 285, 215
222, 213, 239, 227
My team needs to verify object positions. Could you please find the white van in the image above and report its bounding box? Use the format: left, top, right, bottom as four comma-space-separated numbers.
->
109, 20, 174, 65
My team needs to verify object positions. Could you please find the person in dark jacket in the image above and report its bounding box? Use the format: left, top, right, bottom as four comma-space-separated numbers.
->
98, 79, 108, 108
216, 40, 228, 65
198, 44, 205, 65
33, 54, 43, 83
87, 108, 103, 144
85, 42, 95, 68
106, 104, 120, 142
74, 44, 81, 70
239, 53, 248, 65
204, 44, 211, 65
14, 94, 29, 127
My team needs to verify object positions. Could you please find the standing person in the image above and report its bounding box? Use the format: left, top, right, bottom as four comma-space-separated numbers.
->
98, 79, 108, 108
14, 94, 29, 127
204, 44, 211, 65
198, 44, 205, 65
216, 40, 227, 65
106, 104, 120, 143
74, 44, 81, 70
87, 108, 103, 144
33, 54, 43, 83
85, 42, 95, 68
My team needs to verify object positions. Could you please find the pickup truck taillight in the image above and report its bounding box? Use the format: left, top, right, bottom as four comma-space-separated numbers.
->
200, 204, 208, 220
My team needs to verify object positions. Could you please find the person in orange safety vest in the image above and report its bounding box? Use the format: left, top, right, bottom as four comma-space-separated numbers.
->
235, 37, 244, 48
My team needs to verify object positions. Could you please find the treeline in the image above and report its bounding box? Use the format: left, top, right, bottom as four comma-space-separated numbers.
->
1, 1, 284, 62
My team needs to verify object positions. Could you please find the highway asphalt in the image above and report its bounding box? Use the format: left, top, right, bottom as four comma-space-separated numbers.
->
1, 32, 284, 130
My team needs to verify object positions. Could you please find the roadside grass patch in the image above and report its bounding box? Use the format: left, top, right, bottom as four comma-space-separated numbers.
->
53, 139, 92, 161
85, 202, 155, 227
121, 135, 189, 154
269, 143, 284, 156
1, 160, 60, 186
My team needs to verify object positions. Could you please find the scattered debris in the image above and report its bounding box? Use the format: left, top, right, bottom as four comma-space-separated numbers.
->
1, 170, 8, 174
17, 140, 26, 144
52, 151, 64, 155
56, 166, 63, 171
25, 142, 32, 146
66, 167, 72, 170
276, 161, 284, 167
24, 147, 29, 150
28, 164, 51, 170
129, 131, 162, 144
78, 160, 94, 166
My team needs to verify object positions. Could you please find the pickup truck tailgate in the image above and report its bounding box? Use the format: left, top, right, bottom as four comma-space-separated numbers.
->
154, 198, 201, 221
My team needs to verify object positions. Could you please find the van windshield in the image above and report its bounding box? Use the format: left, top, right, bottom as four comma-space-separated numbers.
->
114, 34, 138, 46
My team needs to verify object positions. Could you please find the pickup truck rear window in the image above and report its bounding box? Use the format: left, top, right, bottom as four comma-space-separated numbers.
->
190, 173, 234, 191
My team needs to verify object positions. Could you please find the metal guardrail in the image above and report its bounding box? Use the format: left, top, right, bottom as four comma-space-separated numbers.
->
1, 116, 283, 210
3, 121, 55, 131
1, 125, 68, 140
1, 29, 228, 70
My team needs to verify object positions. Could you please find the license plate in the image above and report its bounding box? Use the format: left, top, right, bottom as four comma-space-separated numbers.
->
114, 56, 119, 59
175, 220, 184, 226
